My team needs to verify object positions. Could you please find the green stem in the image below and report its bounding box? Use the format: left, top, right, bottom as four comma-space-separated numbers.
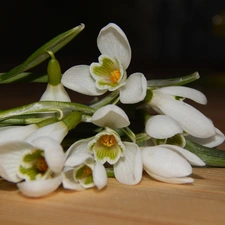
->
90, 90, 120, 109
62, 111, 82, 131
185, 139, 225, 167
147, 71, 199, 88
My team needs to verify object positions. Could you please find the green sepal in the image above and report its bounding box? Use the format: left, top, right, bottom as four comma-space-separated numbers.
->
185, 139, 225, 167
0, 24, 85, 82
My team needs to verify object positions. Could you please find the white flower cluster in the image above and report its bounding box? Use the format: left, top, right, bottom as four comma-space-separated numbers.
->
0, 23, 224, 198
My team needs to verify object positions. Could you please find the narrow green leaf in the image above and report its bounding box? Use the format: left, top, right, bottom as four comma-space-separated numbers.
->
0, 72, 48, 83
185, 139, 225, 167
0, 24, 85, 82
147, 71, 199, 88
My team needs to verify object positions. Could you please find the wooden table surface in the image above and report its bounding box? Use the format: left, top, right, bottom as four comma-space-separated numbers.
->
0, 82, 225, 225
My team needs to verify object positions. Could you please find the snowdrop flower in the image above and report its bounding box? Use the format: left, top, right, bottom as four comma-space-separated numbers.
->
147, 86, 215, 138
61, 23, 147, 104
0, 136, 64, 197
0, 124, 38, 143
141, 144, 205, 184
62, 139, 107, 190
185, 127, 225, 148
68, 104, 143, 185
145, 115, 186, 147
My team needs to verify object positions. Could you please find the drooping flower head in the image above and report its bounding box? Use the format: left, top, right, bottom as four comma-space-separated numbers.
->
141, 144, 205, 184
0, 137, 64, 197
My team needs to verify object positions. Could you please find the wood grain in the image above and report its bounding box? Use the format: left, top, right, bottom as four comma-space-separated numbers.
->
0, 83, 225, 225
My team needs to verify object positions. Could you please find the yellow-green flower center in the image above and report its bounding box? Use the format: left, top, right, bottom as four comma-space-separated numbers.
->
110, 70, 120, 83
100, 135, 116, 147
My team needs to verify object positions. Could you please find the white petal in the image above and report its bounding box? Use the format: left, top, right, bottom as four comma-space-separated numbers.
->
145, 115, 183, 139
61, 65, 106, 96
148, 171, 194, 184
65, 138, 91, 159
93, 161, 107, 190
114, 142, 143, 185
25, 121, 68, 144
62, 169, 84, 191
156, 86, 207, 104
31, 137, 64, 173
17, 173, 62, 197
142, 146, 192, 178
40, 83, 71, 102
97, 23, 131, 69
150, 95, 215, 138
160, 144, 205, 166
0, 141, 33, 182
0, 124, 38, 143
186, 127, 225, 148
65, 153, 92, 167
91, 104, 130, 128
120, 73, 147, 104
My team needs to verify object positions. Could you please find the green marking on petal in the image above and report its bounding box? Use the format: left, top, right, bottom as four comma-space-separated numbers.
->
18, 149, 50, 181
19, 166, 41, 180
23, 150, 43, 162
175, 96, 185, 101
89, 131, 125, 164
90, 55, 125, 91
92, 57, 116, 76
84, 175, 94, 185
153, 138, 166, 145
74, 164, 94, 187
167, 134, 186, 147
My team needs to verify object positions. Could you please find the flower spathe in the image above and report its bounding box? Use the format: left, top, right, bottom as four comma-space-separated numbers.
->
0, 137, 64, 197
141, 144, 205, 184
61, 23, 147, 104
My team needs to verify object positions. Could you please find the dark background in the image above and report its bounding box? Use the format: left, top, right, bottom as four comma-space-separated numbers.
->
1, 0, 225, 80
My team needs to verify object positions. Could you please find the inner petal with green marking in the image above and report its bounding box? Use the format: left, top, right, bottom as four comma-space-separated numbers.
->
88, 129, 125, 165
90, 55, 126, 91
74, 164, 95, 188
18, 149, 51, 181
